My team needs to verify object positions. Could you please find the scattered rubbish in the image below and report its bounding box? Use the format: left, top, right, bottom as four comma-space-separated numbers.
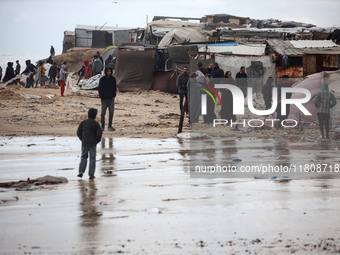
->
23, 95, 42, 99
251, 238, 262, 244
0, 175, 68, 191
45, 94, 55, 99
99, 199, 122, 205
271, 176, 291, 182
148, 207, 162, 214
232, 159, 242, 162
239, 126, 252, 133
159, 113, 180, 119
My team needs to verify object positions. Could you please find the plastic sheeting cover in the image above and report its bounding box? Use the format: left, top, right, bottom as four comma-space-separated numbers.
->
158, 27, 206, 47
114, 49, 155, 92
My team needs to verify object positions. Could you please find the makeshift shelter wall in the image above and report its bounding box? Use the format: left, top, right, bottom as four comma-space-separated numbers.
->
215, 55, 275, 92
151, 70, 179, 93
75, 29, 92, 47
112, 30, 131, 46
115, 49, 155, 92
168, 45, 198, 64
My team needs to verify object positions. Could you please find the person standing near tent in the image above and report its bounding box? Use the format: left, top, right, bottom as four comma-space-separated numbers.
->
105, 55, 113, 68
187, 72, 201, 124
212, 63, 224, 78
92, 55, 103, 76
15, 60, 20, 75
59, 63, 68, 96
98, 67, 117, 131
262, 76, 274, 110
84, 60, 92, 79
37, 61, 46, 87
96, 51, 104, 70
236, 66, 248, 97
2, 62, 15, 82
77, 108, 102, 179
220, 71, 236, 122
314, 82, 337, 140
276, 75, 292, 128
22, 60, 36, 88
176, 66, 189, 115
49, 63, 57, 84
50, 45, 55, 57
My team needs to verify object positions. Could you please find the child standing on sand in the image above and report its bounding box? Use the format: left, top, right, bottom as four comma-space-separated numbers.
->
77, 108, 102, 179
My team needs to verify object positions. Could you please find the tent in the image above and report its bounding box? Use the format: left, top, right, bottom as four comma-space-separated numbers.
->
101, 46, 118, 63
114, 43, 156, 92
158, 27, 206, 47
287, 70, 340, 125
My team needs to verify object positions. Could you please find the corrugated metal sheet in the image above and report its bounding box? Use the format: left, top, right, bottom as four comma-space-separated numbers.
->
290, 40, 338, 49
267, 39, 303, 55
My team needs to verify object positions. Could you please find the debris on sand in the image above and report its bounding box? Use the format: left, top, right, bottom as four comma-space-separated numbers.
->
0, 175, 68, 191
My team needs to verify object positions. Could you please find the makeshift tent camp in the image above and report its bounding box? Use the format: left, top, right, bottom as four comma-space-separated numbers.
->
158, 27, 206, 47
287, 70, 340, 126
114, 43, 156, 92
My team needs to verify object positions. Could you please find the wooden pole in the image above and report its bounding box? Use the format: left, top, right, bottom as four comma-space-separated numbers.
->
178, 100, 188, 134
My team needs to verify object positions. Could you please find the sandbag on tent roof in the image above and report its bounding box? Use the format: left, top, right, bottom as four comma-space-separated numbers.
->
158, 27, 206, 47
287, 70, 340, 124
114, 43, 156, 92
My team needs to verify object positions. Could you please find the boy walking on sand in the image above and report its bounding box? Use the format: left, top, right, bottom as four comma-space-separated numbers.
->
77, 108, 103, 179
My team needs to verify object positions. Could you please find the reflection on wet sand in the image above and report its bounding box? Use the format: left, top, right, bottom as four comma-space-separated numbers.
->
78, 180, 102, 253
101, 137, 116, 173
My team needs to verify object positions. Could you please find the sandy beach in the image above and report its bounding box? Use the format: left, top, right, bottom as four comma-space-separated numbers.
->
0, 84, 187, 138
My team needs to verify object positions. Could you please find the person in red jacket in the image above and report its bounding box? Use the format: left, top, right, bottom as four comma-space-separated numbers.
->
84, 60, 92, 79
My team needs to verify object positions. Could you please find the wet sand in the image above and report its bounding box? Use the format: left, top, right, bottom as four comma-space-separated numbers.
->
1, 137, 340, 254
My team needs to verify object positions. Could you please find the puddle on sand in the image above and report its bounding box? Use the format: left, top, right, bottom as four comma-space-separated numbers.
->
1, 136, 340, 254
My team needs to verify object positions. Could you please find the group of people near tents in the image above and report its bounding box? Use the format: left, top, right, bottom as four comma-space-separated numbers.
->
1, 60, 21, 83
176, 63, 250, 125
77, 51, 116, 85
177, 62, 337, 140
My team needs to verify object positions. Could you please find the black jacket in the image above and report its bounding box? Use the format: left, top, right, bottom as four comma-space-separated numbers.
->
98, 68, 117, 99
22, 60, 36, 75
3, 62, 15, 82
77, 118, 102, 147
213, 66, 224, 78
49, 65, 57, 78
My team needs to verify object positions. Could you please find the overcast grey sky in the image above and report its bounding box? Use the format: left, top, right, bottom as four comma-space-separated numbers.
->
0, 0, 339, 57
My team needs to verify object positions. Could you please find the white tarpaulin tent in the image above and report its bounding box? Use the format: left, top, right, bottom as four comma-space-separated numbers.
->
201, 44, 266, 55
287, 70, 340, 127
158, 27, 206, 47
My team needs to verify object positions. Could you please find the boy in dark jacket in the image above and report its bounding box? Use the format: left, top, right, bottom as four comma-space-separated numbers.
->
77, 108, 102, 179
98, 67, 117, 131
